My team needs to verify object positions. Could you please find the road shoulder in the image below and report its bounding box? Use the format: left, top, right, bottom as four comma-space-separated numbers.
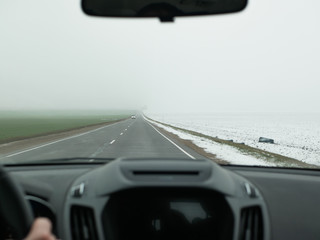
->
0, 120, 124, 157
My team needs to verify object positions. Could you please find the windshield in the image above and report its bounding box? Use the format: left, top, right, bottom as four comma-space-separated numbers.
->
0, 0, 319, 168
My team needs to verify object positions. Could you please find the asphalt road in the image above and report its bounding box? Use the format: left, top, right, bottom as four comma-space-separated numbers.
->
1, 115, 205, 163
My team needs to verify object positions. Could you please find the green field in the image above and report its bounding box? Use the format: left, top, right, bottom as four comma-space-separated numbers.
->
0, 110, 132, 143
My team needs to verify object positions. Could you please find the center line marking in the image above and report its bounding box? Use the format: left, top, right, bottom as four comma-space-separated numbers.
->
110, 140, 115, 144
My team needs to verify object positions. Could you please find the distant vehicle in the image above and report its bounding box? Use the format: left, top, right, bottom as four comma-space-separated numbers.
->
131, 115, 136, 119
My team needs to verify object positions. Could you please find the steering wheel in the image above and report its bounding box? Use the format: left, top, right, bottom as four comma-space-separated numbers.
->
0, 165, 33, 239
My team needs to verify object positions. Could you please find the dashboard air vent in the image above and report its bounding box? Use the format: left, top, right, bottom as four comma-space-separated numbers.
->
70, 206, 98, 240
239, 206, 263, 240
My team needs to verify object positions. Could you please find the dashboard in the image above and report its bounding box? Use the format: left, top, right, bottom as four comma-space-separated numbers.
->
3, 158, 320, 240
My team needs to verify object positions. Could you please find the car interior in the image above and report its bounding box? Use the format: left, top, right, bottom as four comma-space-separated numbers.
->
2, 156, 320, 240
1, 0, 320, 239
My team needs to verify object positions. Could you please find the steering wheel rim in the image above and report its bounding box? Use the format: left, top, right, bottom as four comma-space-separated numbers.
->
0, 165, 33, 239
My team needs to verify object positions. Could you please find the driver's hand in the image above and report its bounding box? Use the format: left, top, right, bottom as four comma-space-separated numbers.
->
24, 218, 56, 240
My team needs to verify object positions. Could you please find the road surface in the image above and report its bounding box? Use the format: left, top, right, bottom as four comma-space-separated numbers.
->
1, 115, 206, 163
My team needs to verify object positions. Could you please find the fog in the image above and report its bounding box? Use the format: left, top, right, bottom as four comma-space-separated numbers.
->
1, 0, 320, 114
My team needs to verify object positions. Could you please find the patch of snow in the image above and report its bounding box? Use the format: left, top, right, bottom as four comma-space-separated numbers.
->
145, 112, 320, 166
147, 118, 276, 167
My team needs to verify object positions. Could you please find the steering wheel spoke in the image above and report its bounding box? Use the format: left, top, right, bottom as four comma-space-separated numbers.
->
0, 166, 33, 239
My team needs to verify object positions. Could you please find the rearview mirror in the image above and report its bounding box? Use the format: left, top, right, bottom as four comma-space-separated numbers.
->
82, 0, 247, 22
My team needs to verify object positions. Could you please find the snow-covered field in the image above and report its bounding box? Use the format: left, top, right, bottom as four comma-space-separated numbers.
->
145, 113, 320, 166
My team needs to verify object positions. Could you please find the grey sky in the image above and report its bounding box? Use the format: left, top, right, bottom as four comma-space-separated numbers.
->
1, 0, 319, 113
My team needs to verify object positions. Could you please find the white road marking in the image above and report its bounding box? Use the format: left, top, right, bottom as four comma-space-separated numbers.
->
110, 140, 115, 144
125, 129, 127, 131
120, 133, 123, 135
3, 122, 119, 158
145, 120, 196, 160
90, 142, 109, 158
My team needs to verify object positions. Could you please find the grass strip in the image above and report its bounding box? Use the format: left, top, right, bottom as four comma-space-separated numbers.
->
0, 113, 129, 143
